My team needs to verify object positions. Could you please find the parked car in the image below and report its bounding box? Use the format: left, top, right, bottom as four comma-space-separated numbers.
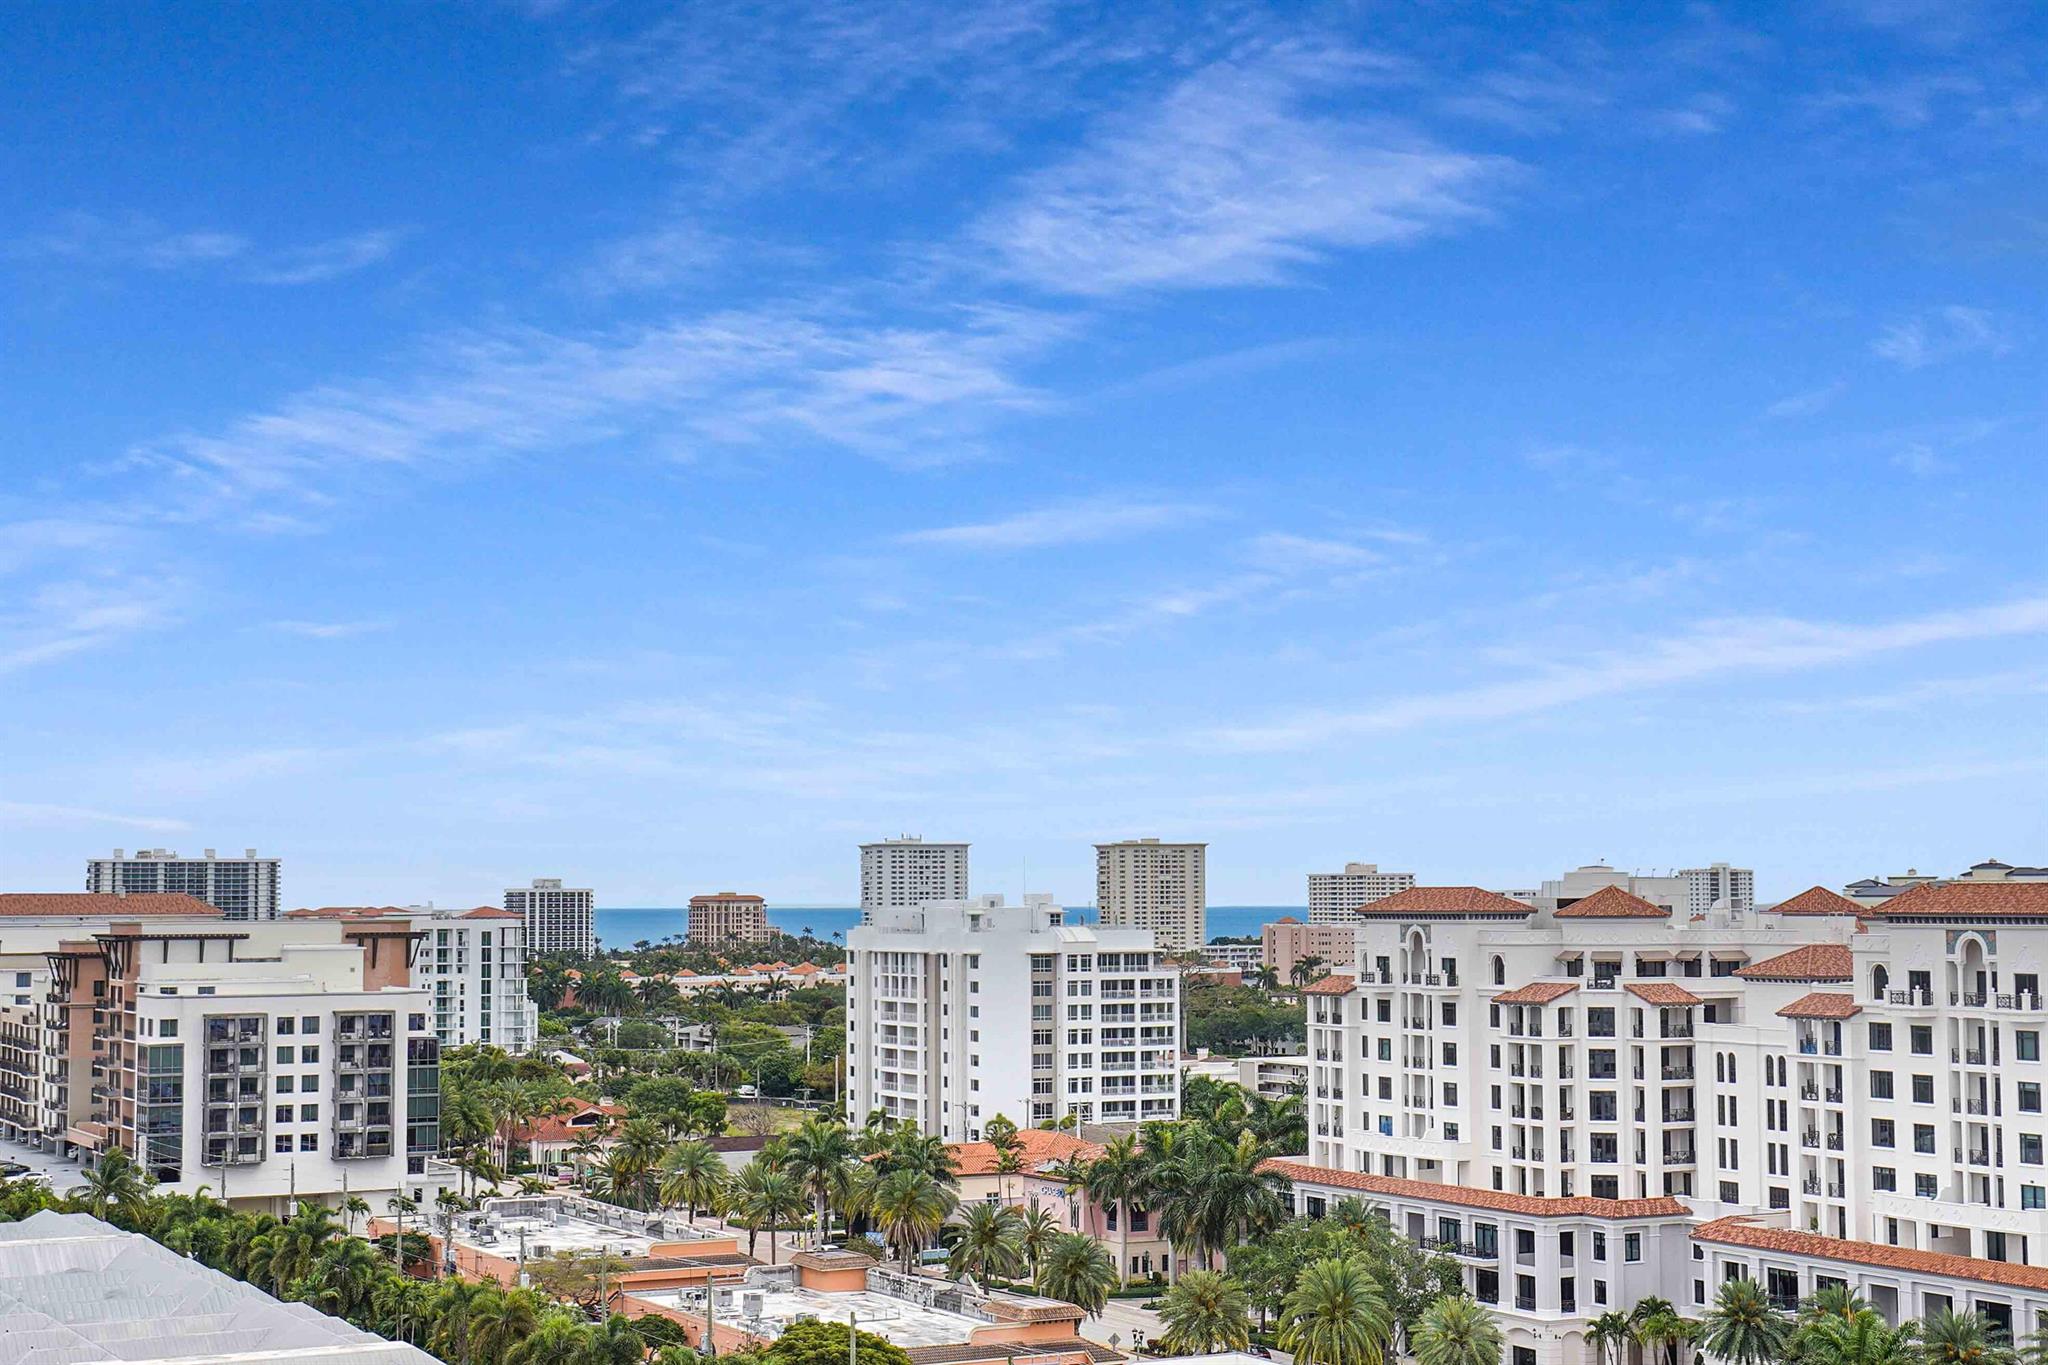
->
0, 1161, 32, 1179
734, 1084, 759, 1099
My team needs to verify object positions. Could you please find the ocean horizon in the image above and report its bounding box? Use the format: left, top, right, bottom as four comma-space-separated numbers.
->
595, 904, 1308, 950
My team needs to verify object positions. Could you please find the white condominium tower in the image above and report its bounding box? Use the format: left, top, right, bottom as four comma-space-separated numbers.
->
1308, 862, 1418, 923
86, 848, 281, 921
859, 837, 969, 925
1530, 862, 1755, 915
1275, 877, 2048, 1365
505, 877, 595, 958
288, 905, 539, 1053
1095, 838, 1206, 951
846, 894, 1181, 1141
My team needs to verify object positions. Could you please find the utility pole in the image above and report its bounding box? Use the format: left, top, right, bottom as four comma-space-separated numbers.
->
849, 1310, 858, 1365
703, 1271, 718, 1358
518, 1226, 529, 1289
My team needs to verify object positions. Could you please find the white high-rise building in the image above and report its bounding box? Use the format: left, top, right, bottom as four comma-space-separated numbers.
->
1528, 862, 1754, 915
1308, 862, 1418, 923
859, 837, 969, 925
846, 894, 1180, 1140
506, 877, 595, 958
1095, 838, 1206, 951
288, 905, 538, 1054
1272, 876, 2048, 1364
86, 848, 281, 921
0, 893, 440, 1214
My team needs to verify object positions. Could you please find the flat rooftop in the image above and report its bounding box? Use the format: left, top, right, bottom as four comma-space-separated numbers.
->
450, 1195, 730, 1261
0, 1209, 435, 1365
633, 1282, 990, 1348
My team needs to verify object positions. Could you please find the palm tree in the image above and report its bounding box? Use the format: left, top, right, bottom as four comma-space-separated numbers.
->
783, 1117, 856, 1247
1290, 955, 1328, 989
948, 1203, 1025, 1290
471, 1287, 545, 1364
582, 1314, 649, 1365
427, 1279, 493, 1365
1702, 1278, 1792, 1365
1802, 1285, 1868, 1325
1415, 1295, 1504, 1365
507, 1311, 591, 1365
1796, 1308, 1916, 1365
1018, 1205, 1061, 1278
1279, 1257, 1392, 1365
1158, 1269, 1253, 1354
1035, 1231, 1117, 1316
658, 1141, 728, 1224
1082, 1134, 1149, 1286
1921, 1309, 2017, 1365
730, 1160, 806, 1264
311, 1237, 383, 1323
1589, 1312, 1633, 1365
869, 1168, 955, 1270
70, 1149, 153, 1226
341, 1194, 370, 1236
1636, 1308, 1698, 1365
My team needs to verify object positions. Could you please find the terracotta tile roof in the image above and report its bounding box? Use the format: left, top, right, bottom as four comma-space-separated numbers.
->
1864, 881, 2048, 919
1494, 981, 1579, 1005
689, 892, 765, 904
1777, 992, 1862, 1020
1302, 973, 1355, 996
0, 893, 221, 918
513, 1101, 625, 1145
1735, 943, 1853, 982
461, 907, 524, 920
905, 1340, 1121, 1365
1626, 982, 1704, 1006
1693, 1217, 2048, 1292
948, 1128, 1102, 1176
1770, 886, 1864, 917
1260, 1158, 1689, 1219
1355, 886, 1534, 918
1555, 886, 1670, 919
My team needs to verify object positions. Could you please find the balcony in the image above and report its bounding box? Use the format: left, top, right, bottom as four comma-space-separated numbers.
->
1662, 1066, 1694, 1081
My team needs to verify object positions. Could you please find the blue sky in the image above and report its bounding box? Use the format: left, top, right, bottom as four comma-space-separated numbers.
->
4, 1, 2046, 908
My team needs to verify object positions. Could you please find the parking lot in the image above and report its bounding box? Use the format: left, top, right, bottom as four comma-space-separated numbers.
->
0, 1134, 86, 1188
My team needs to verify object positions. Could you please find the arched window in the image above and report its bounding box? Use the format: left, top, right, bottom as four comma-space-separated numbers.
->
1492, 955, 1506, 986
1872, 964, 1890, 1001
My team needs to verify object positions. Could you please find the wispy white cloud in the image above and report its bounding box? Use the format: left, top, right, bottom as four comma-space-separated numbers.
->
243, 228, 409, 285
0, 800, 189, 833
0, 576, 184, 675
1763, 381, 1846, 419
898, 496, 1212, 550
973, 46, 1512, 295
266, 619, 391, 639
1872, 305, 2012, 368
575, 221, 728, 296
1209, 593, 2048, 750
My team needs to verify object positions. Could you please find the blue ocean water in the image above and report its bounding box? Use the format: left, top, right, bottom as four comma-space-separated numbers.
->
595, 905, 1305, 949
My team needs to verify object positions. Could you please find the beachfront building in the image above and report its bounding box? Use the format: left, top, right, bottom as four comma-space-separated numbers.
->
1308, 862, 1417, 923
507, 877, 596, 959
860, 837, 970, 925
1263, 917, 1360, 984
846, 894, 1180, 1140
688, 892, 772, 944
1094, 838, 1205, 952
85, 847, 281, 921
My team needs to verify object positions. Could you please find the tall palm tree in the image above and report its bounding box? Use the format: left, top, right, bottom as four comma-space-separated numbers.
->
948, 1203, 1026, 1290
1802, 1285, 1868, 1325
1589, 1312, 1633, 1365
582, 1314, 649, 1365
1018, 1205, 1062, 1278
1158, 1269, 1253, 1355
341, 1194, 370, 1236
1702, 1278, 1792, 1365
1415, 1295, 1504, 1365
471, 1287, 545, 1364
732, 1164, 806, 1265
1279, 1257, 1392, 1365
70, 1149, 152, 1226
507, 1311, 591, 1365
1636, 1308, 1697, 1365
310, 1237, 383, 1323
1081, 1134, 1149, 1286
783, 1117, 856, 1247
1035, 1231, 1118, 1316
870, 1168, 955, 1271
426, 1279, 493, 1365
658, 1141, 728, 1225
1795, 1308, 1915, 1365
1921, 1309, 2017, 1365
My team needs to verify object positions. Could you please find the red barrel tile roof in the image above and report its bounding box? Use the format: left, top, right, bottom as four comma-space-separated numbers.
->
1555, 886, 1669, 919
1261, 1158, 1689, 1218
1735, 944, 1853, 982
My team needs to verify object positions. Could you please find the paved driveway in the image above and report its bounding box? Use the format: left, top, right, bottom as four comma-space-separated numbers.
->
0, 1134, 86, 1189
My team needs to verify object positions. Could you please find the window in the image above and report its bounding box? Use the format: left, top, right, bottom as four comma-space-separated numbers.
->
302, 1016, 317, 1031
277, 1075, 293, 1093
300, 1103, 319, 1122
1592, 1232, 1607, 1261
275, 1104, 292, 1123
1872, 1119, 1895, 1148
2023, 1083, 2042, 1113
1869, 1022, 1892, 1051
2024, 1186, 2046, 1211
1871, 1071, 1894, 1099
2023, 1134, 2044, 1165
1873, 1167, 1896, 1191
1912, 1075, 1934, 1104
160, 1019, 177, 1039
1443, 1042, 1458, 1065
1913, 1124, 1936, 1155
1916, 1174, 1938, 1198
1910, 1025, 1933, 1056
301, 1045, 319, 1063
299, 1133, 318, 1152
2022, 1032, 2042, 1062
276, 1018, 294, 1035
1624, 1233, 1642, 1263
276, 1045, 293, 1064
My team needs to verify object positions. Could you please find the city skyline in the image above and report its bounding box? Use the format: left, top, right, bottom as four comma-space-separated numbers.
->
6, 5, 2047, 906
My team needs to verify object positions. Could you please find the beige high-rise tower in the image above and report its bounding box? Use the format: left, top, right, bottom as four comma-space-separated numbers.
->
1094, 838, 1206, 950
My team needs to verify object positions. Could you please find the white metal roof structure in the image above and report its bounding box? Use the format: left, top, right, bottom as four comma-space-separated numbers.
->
0, 1209, 436, 1364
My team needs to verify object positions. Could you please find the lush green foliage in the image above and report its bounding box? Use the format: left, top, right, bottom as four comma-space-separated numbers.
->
1182, 982, 1306, 1055
1159, 1269, 1254, 1354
